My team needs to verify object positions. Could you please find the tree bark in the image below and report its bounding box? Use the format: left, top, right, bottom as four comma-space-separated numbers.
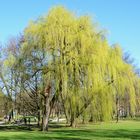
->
116, 96, 119, 123
42, 96, 51, 131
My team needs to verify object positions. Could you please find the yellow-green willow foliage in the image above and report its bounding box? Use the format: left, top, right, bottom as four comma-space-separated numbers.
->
23, 6, 139, 126
109, 45, 137, 116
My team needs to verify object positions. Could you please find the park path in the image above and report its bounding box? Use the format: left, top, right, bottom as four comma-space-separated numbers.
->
0, 121, 5, 125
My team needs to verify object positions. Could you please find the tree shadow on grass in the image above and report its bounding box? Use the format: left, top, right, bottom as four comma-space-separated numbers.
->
49, 123, 69, 129
0, 125, 33, 132
0, 126, 140, 140
51, 128, 140, 140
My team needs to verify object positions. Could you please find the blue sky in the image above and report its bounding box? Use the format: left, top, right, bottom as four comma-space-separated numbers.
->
0, 0, 140, 66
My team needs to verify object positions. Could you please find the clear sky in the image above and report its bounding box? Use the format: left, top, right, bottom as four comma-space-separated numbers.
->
0, 0, 140, 66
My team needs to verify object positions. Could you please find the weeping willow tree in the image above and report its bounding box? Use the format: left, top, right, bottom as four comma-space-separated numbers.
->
17, 6, 140, 130
108, 45, 138, 121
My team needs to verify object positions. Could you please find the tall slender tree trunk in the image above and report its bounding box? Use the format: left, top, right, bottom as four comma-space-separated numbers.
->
42, 85, 51, 131
116, 96, 119, 123
42, 96, 51, 131
70, 113, 75, 127
37, 108, 41, 127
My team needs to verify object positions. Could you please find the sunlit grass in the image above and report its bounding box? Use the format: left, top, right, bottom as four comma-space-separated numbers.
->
0, 120, 139, 140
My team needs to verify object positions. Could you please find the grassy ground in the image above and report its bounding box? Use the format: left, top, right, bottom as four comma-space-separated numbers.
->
0, 120, 140, 140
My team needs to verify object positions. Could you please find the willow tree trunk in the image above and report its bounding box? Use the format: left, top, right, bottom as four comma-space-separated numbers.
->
42, 85, 51, 131
116, 97, 119, 123
37, 108, 41, 127
42, 96, 51, 131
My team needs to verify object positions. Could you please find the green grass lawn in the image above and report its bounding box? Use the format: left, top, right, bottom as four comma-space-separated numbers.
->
0, 120, 140, 140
